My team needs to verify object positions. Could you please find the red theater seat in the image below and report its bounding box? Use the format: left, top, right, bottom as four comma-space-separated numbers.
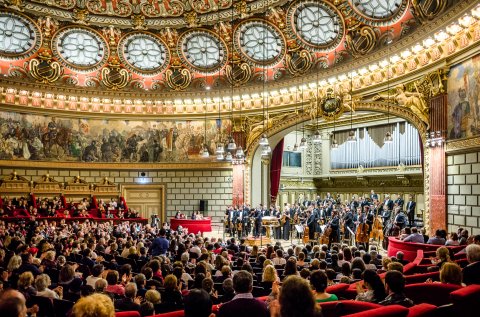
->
115, 312, 141, 317
326, 283, 350, 296
449, 284, 480, 315
343, 304, 409, 317
150, 311, 184, 317
404, 283, 462, 306
407, 303, 437, 317
404, 271, 439, 284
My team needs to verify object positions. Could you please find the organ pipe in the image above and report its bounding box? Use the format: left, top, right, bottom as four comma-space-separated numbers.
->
331, 121, 421, 169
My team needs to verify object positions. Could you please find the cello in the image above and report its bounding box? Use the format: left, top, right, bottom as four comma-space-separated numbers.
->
319, 223, 332, 245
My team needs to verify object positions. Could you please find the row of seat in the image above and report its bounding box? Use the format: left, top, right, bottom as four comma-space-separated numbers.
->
114, 284, 480, 317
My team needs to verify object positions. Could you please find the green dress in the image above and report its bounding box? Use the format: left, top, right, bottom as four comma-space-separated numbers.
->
316, 294, 339, 303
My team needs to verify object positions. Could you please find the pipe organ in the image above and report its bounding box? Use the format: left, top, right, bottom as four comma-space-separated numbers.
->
331, 121, 421, 169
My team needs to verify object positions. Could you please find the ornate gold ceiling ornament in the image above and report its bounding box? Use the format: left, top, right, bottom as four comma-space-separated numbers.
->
131, 13, 146, 29
225, 55, 252, 87
51, 26, 109, 73
0, 10, 41, 60
101, 56, 130, 90
286, 0, 345, 52
285, 48, 313, 76
36, 16, 59, 47
412, 0, 449, 23
3, 0, 24, 11
317, 87, 345, 121
346, 0, 409, 27
345, 25, 378, 57
73, 7, 89, 25
86, 0, 132, 17
184, 11, 198, 27
164, 59, 192, 91
28, 49, 63, 83
190, 0, 232, 14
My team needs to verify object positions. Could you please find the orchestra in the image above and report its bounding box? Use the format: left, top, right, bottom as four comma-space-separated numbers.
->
222, 191, 415, 250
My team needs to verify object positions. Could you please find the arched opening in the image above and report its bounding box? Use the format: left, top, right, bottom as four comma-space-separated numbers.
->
247, 102, 429, 228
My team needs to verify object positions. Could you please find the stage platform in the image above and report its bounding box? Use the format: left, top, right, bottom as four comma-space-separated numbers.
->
245, 236, 273, 246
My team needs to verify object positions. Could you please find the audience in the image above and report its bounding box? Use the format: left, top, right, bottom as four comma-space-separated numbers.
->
0, 215, 477, 317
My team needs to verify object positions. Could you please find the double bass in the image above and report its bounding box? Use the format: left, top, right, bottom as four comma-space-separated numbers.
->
356, 222, 370, 244
303, 225, 310, 244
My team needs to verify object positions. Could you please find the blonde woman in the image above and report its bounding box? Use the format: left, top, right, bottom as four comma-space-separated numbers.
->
145, 289, 161, 305
72, 293, 115, 317
262, 264, 280, 291
18, 272, 37, 301
7, 254, 22, 272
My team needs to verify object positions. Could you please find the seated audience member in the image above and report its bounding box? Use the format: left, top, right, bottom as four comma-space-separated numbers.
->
445, 232, 460, 246
379, 271, 414, 308
395, 252, 409, 266
17, 272, 37, 301
310, 270, 338, 303
387, 261, 404, 273
184, 289, 215, 317
86, 264, 104, 288
463, 244, 480, 285
162, 274, 183, 309
221, 278, 235, 303
114, 283, 141, 312
355, 269, 387, 303
72, 293, 115, 317
272, 249, 287, 266
399, 227, 411, 240
427, 229, 446, 245
35, 274, 62, 299
429, 246, 451, 271
403, 227, 425, 243
0, 289, 38, 317
437, 262, 462, 285
105, 270, 125, 296
217, 271, 269, 317
134, 273, 148, 298
270, 275, 322, 317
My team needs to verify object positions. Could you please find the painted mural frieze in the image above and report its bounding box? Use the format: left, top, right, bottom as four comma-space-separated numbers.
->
0, 111, 231, 163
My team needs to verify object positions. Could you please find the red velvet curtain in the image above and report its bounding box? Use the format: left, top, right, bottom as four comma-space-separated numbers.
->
270, 138, 284, 204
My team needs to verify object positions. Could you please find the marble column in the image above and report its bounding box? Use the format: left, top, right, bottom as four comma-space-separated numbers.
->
232, 163, 245, 206
429, 94, 447, 233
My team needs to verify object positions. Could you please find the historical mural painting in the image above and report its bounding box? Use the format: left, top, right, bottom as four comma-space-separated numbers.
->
447, 53, 480, 139
0, 111, 231, 162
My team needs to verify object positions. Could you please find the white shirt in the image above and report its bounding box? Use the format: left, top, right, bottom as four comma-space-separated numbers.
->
272, 257, 286, 266
86, 276, 101, 288
37, 288, 59, 299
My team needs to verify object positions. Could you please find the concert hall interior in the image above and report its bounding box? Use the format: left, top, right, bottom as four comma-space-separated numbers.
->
0, 0, 480, 316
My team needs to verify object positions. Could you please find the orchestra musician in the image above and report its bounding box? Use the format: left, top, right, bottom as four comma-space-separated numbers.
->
370, 190, 379, 201
282, 204, 291, 240
241, 204, 250, 237
393, 206, 407, 230
273, 206, 282, 239
329, 210, 340, 247
394, 193, 404, 210
383, 194, 394, 212
406, 195, 416, 227
307, 209, 316, 240
343, 206, 355, 240
254, 205, 263, 238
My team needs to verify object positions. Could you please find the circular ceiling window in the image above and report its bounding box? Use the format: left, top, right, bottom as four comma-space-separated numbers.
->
288, 1, 344, 51
119, 33, 169, 76
53, 27, 107, 72
179, 30, 227, 74
349, 0, 408, 25
235, 20, 285, 66
0, 12, 39, 60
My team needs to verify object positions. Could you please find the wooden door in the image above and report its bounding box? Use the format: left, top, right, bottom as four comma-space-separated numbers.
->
121, 185, 166, 223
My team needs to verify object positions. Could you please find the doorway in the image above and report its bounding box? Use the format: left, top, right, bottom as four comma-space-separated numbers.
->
120, 184, 166, 223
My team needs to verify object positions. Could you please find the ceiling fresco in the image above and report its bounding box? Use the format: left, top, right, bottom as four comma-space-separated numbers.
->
0, 0, 459, 93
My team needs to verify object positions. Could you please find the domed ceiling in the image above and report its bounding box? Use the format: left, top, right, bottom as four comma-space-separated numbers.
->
0, 0, 460, 94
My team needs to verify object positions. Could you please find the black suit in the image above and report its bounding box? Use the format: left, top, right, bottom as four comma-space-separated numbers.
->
217, 297, 269, 317
343, 211, 354, 239
462, 261, 480, 285
114, 298, 141, 312
406, 200, 416, 226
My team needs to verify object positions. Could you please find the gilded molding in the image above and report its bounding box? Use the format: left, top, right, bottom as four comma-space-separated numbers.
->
0, 160, 233, 170
446, 136, 480, 153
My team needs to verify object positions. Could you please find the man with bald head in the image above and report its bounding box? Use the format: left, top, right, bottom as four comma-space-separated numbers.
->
0, 289, 38, 317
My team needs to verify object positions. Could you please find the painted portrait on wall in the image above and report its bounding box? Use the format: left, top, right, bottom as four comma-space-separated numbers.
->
0, 111, 231, 163
447, 53, 480, 139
